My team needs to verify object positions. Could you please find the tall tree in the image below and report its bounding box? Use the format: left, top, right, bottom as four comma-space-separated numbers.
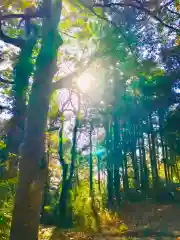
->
10, 0, 63, 239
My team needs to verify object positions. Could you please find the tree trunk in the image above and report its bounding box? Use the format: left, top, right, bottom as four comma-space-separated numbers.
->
137, 124, 148, 190
113, 114, 121, 204
149, 114, 158, 187
165, 145, 171, 183
105, 119, 113, 207
59, 100, 79, 225
97, 155, 101, 192
158, 110, 169, 185
41, 134, 51, 213
137, 125, 144, 189
122, 125, 129, 191
140, 129, 149, 189
130, 123, 140, 189
89, 122, 93, 196
10, 1, 63, 239
2, 37, 36, 179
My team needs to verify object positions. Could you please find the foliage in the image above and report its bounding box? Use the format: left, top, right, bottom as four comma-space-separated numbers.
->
0, 178, 16, 240
0, 0, 180, 238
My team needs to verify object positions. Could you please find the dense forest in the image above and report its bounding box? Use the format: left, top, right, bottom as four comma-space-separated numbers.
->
0, 0, 180, 239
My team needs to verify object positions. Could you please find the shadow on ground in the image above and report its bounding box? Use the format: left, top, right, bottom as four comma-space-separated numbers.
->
39, 202, 180, 240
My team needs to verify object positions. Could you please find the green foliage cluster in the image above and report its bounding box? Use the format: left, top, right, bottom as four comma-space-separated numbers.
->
0, 178, 17, 240
71, 182, 101, 231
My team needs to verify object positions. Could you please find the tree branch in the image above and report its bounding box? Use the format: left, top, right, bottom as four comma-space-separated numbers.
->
0, 76, 14, 85
0, 11, 45, 21
0, 30, 25, 48
0, 21, 25, 48
51, 71, 76, 91
160, 0, 174, 9
0, 105, 11, 113
86, 6, 137, 58
166, 7, 180, 17
93, 2, 180, 33
52, 54, 98, 91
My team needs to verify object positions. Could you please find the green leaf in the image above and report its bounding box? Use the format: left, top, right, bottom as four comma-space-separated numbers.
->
0, 141, 6, 149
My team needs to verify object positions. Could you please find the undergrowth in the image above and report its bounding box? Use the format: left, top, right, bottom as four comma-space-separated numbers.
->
0, 178, 16, 240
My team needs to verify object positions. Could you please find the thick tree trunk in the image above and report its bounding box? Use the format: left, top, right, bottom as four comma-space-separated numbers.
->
112, 72, 124, 204
59, 106, 79, 225
10, 1, 63, 239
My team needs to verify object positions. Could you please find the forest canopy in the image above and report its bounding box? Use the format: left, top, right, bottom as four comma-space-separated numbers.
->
0, 0, 180, 239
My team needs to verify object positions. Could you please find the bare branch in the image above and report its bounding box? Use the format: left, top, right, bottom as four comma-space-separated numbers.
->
52, 54, 98, 91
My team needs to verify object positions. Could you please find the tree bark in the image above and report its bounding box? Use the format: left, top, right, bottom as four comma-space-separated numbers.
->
140, 129, 149, 189
89, 122, 93, 196
137, 125, 144, 189
130, 123, 140, 189
158, 110, 169, 185
2, 37, 36, 179
113, 114, 121, 203
149, 114, 159, 187
121, 125, 129, 191
10, 1, 63, 239
97, 155, 101, 192
58, 97, 79, 225
105, 119, 113, 207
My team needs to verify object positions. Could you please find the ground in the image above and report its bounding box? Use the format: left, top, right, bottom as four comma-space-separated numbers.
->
39, 202, 180, 240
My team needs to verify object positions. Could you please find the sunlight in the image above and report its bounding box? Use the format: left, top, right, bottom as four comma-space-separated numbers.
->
77, 72, 93, 92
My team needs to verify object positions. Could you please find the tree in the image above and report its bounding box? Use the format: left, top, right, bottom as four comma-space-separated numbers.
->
10, 0, 63, 239
0, 0, 179, 238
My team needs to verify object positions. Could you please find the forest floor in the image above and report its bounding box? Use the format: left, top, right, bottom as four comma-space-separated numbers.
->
39, 202, 180, 240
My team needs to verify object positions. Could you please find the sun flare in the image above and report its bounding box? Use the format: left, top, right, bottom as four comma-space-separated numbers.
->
77, 73, 93, 92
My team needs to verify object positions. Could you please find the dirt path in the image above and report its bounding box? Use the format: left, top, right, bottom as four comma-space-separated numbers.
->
39, 202, 180, 239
